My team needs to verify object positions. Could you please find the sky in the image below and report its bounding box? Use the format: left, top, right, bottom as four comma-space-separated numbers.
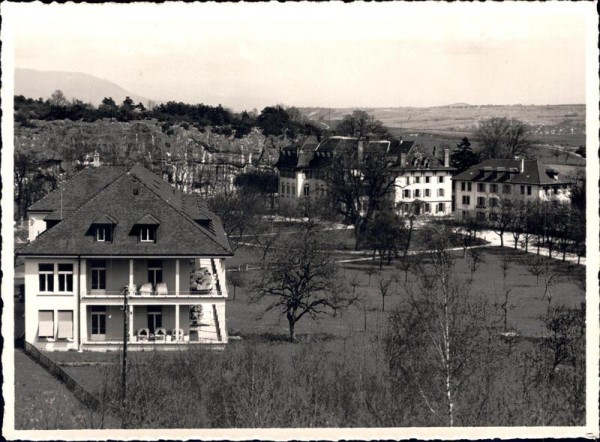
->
6, 2, 591, 112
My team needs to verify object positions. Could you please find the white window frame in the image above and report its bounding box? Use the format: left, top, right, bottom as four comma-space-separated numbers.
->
57, 263, 74, 293
91, 260, 107, 291
96, 226, 107, 242
438, 188, 445, 197
147, 260, 163, 288
425, 189, 430, 197
39, 263, 54, 293
140, 226, 156, 242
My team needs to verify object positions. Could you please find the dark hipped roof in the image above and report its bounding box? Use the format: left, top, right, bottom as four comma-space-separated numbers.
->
453, 159, 574, 185
19, 164, 232, 257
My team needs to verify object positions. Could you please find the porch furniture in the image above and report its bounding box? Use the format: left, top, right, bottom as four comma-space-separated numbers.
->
172, 328, 184, 342
155, 328, 167, 341
139, 283, 153, 296
156, 282, 168, 296
137, 328, 150, 341
190, 268, 213, 292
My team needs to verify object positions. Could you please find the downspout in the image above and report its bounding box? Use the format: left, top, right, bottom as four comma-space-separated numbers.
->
77, 255, 81, 351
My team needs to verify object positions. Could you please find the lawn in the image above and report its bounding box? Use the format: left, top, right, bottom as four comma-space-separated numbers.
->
14, 349, 120, 429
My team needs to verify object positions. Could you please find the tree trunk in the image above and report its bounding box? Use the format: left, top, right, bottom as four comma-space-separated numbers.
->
499, 232, 504, 247
287, 314, 297, 342
381, 295, 385, 312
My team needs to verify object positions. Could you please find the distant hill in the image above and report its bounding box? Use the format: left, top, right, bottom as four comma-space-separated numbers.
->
14, 68, 151, 107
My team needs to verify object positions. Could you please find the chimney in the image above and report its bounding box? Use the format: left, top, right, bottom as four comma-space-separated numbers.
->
399, 150, 406, 167
443, 148, 450, 167
399, 136, 403, 145
520, 158, 525, 173
93, 151, 101, 167
357, 139, 364, 162
433, 146, 437, 158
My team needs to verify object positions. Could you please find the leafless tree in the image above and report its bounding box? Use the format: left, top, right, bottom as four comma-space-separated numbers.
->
477, 117, 532, 159
227, 270, 245, 301
377, 274, 394, 312
466, 247, 485, 284
489, 197, 516, 248
250, 223, 356, 342
525, 255, 544, 286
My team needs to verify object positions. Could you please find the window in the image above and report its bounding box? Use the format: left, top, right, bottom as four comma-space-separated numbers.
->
553, 187, 558, 195
406, 177, 410, 185
462, 195, 471, 206
57, 311, 73, 340
467, 183, 472, 191
502, 184, 511, 194
439, 176, 444, 183
425, 203, 431, 213
39, 263, 54, 292
281, 183, 284, 194
489, 198, 498, 208
425, 176, 430, 183
140, 226, 156, 242
58, 264, 73, 293
477, 197, 486, 208
476, 212, 486, 221
437, 203, 444, 213
414, 189, 421, 198
286, 184, 290, 195
95, 225, 112, 242
91, 260, 106, 291
415, 177, 421, 184
303, 185, 310, 196
91, 306, 106, 340
461, 182, 466, 191
490, 184, 498, 193
520, 185, 525, 195
38, 311, 54, 339
425, 189, 430, 197
527, 186, 532, 196
489, 212, 498, 221
147, 305, 163, 334
403, 189, 411, 198
438, 188, 445, 197
292, 184, 296, 196
404, 203, 409, 212
477, 183, 486, 192
147, 260, 163, 288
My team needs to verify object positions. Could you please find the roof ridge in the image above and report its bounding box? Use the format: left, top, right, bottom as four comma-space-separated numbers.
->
130, 172, 231, 254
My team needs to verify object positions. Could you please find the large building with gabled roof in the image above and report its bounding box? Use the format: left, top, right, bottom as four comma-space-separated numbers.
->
452, 158, 573, 221
18, 161, 233, 351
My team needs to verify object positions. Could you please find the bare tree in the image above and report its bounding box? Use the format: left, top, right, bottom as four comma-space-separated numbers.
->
525, 255, 544, 286
489, 197, 516, 248
377, 274, 394, 312
540, 260, 562, 313
477, 117, 532, 159
466, 247, 485, 284
207, 189, 260, 251
250, 223, 356, 342
227, 270, 245, 301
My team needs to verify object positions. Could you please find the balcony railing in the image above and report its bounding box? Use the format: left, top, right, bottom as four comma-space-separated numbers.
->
83, 288, 223, 298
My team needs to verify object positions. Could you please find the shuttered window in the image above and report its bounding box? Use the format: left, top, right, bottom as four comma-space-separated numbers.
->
38, 311, 54, 338
57, 311, 74, 339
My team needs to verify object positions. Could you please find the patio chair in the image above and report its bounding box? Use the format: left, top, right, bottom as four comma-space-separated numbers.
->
139, 283, 153, 296
156, 282, 168, 296
137, 328, 150, 341
171, 328, 184, 342
154, 328, 167, 341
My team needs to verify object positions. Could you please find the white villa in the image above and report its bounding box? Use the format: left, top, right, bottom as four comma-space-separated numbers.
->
19, 162, 233, 351
453, 158, 573, 221
274, 135, 455, 216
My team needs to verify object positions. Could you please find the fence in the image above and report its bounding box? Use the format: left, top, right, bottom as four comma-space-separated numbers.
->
24, 342, 103, 412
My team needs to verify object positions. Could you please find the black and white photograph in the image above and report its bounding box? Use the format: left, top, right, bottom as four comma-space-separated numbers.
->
1, 2, 598, 439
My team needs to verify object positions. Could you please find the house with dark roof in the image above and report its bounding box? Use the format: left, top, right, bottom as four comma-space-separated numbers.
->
18, 161, 233, 351
452, 158, 573, 221
274, 135, 455, 217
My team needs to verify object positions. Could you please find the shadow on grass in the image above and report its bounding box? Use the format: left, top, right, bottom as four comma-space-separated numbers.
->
234, 331, 338, 344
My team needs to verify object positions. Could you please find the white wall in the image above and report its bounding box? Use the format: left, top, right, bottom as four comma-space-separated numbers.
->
394, 170, 454, 216
27, 211, 50, 241
25, 258, 80, 351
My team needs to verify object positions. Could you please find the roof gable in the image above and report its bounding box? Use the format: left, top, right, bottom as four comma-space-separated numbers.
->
20, 166, 232, 257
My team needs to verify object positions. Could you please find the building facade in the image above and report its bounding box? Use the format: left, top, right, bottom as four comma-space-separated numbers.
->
275, 135, 455, 217
453, 158, 573, 221
19, 162, 233, 351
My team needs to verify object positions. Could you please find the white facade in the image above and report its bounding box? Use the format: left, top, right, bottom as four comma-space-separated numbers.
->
454, 180, 572, 221
393, 169, 454, 216
24, 256, 229, 351
27, 211, 50, 241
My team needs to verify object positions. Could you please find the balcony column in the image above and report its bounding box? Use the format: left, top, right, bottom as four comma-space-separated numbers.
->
129, 259, 134, 289
175, 304, 180, 340
175, 259, 180, 297
129, 305, 134, 341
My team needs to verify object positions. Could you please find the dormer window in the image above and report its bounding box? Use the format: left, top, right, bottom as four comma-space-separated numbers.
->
96, 225, 112, 242
140, 226, 157, 242
90, 214, 117, 243
133, 214, 160, 244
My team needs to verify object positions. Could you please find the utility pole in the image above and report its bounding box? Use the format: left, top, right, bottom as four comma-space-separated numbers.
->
121, 285, 129, 428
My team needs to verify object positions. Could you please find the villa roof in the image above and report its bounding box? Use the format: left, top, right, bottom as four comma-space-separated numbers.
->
453, 159, 574, 185
19, 164, 232, 257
